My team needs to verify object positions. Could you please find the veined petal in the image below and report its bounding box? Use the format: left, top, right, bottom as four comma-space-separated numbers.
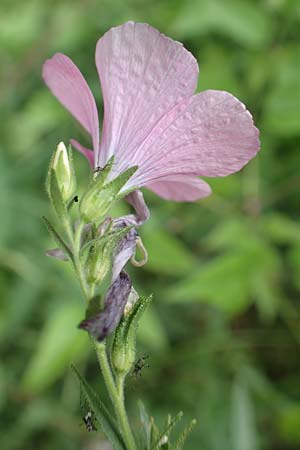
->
42, 53, 99, 154
95, 21, 199, 168
147, 175, 212, 202
70, 139, 94, 167
124, 90, 260, 188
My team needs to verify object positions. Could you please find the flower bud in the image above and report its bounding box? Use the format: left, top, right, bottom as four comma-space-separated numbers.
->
112, 335, 136, 375
111, 294, 152, 376
86, 240, 111, 285
47, 142, 76, 203
86, 225, 133, 286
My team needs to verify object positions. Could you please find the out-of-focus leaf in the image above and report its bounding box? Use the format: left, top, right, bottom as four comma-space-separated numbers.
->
166, 237, 280, 317
141, 225, 197, 276
264, 46, 300, 136
277, 404, 300, 444
230, 377, 259, 450
262, 213, 300, 245
7, 90, 65, 156
205, 218, 254, 251
288, 247, 300, 290
196, 45, 242, 98
166, 251, 255, 315
0, 0, 44, 53
137, 306, 168, 351
22, 303, 89, 392
171, 0, 271, 48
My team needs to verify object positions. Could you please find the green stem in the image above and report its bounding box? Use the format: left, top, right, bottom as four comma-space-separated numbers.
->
70, 221, 90, 301
95, 341, 137, 450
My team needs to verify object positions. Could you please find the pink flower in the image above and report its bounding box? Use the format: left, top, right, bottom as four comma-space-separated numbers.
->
43, 21, 260, 202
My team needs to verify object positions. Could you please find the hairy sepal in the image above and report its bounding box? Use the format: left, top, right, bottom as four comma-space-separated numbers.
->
79, 165, 138, 224
111, 295, 152, 376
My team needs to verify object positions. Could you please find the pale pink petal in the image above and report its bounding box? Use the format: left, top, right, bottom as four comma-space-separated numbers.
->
95, 21, 199, 168
126, 190, 150, 225
123, 90, 260, 189
147, 175, 212, 202
42, 53, 99, 154
70, 139, 94, 167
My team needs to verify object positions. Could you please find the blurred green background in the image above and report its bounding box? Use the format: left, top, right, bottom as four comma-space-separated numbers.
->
1, 0, 300, 449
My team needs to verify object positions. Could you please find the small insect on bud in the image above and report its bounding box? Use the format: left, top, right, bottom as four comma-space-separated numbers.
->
46, 142, 76, 203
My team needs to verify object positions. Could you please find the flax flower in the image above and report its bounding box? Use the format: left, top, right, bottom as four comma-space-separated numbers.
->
42, 21, 260, 203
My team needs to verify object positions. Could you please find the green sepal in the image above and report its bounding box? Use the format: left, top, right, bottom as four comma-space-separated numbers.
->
92, 155, 115, 187
109, 166, 138, 200
48, 168, 69, 220
81, 225, 133, 258
150, 417, 161, 450
111, 295, 153, 376
71, 364, 126, 450
42, 216, 73, 261
79, 165, 138, 224
115, 184, 139, 200
138, 401, 152, 450
173, 419, 197, 450
151, 412, 183, 450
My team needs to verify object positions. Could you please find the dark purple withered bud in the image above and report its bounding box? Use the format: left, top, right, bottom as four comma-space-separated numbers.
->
78, 271, 132, 341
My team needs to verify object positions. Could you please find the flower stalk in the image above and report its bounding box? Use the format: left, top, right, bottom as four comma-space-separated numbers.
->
95, 342, 137, 450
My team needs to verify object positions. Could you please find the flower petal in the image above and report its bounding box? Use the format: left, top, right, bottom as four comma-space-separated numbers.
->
70, 139, 94, 167
42, 53, 99, 153
125, 90, 260, 188
147, 175, 212, 202
95, 21, 199, 168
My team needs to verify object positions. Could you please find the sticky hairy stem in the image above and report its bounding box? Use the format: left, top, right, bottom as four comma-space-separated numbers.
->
70, 221, 90, 301
95, 341, 137, 450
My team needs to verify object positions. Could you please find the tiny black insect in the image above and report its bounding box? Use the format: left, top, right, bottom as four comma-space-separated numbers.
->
82, 410, 97, 432
94, 165, 103, 174
73, 195, 79, 203
132, 354, 150, 378
80, 387, 97, 432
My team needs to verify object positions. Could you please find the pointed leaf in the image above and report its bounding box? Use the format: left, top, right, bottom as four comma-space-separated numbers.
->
173, 419, 197, 450
151, 412, 183, 450
42, 216, 73, 260
71, 364, 126, 450
138, 401, 152, 450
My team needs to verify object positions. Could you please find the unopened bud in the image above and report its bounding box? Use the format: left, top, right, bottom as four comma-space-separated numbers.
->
47, 142, 76, 203
87, 241, 111, 285
112, 336, 135, 376
111, 294, 152, 376
86, 225, 133, 286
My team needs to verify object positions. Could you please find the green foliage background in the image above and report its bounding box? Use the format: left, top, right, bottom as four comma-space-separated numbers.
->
1, 0, 300, 449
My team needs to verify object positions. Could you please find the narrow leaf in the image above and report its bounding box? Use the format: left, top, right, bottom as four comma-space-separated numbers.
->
151, 412, 183, 450
173, 419, 197, 450
42, 216, 73, 260
71, 364, 126, 450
